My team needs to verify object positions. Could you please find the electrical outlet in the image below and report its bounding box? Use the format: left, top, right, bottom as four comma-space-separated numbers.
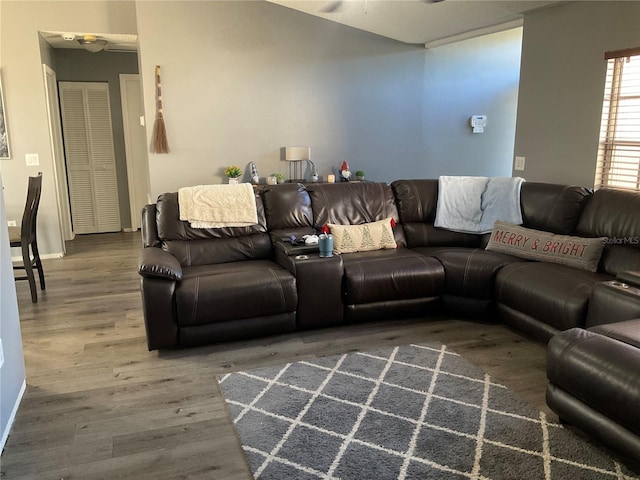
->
514, 156, 525, 171
7, 220, 17, 227
25, 153, 40, 166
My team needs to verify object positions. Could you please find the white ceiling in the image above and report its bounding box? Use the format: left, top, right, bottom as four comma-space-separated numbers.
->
40, 1, 563, 53
266, 0, 562, 46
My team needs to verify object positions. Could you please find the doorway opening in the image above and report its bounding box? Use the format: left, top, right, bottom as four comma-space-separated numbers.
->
39, 31, 150, 248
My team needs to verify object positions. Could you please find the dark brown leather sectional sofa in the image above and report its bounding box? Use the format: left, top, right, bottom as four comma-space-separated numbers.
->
138, 179, 640, 467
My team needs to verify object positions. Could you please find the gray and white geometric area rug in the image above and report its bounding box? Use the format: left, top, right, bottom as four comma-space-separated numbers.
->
218, 343, 638, 480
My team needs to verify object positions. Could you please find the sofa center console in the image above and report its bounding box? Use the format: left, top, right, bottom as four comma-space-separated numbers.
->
275, 240, 344, 329
586, 280, 640, 328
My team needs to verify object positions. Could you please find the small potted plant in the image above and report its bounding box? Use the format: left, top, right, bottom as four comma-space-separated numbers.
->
274, 173, 285, 184
224, 165, 242, 184
355, 170, 365, 181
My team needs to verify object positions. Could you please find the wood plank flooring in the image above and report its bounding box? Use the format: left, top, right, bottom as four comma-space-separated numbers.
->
1, 232, 554, 479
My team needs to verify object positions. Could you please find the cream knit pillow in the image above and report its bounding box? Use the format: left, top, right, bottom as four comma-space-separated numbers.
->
328, 218, 397, 254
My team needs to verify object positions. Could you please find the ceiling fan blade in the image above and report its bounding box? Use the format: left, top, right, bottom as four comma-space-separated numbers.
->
321, 0, 343, 13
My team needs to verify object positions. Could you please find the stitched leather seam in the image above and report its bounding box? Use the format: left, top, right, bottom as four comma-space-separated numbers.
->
266, 268, 287, 310
563, 283, 587, 328
412, 181, 424, 221
546, 185, 570, 231
354, 262, 364, 303
416, 255, 440, 290
379, 183, 388, 220
247, 235, 254, 260
320, 188, 333, 225
495, 261, 529, 298
406, 181, 426, 246
463, 250, 475, 288
191, 276, 199, 325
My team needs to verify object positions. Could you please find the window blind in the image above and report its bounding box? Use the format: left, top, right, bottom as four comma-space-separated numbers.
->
595, 49, 640, 190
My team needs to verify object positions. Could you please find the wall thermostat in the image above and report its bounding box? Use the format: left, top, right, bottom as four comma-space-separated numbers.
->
470, 115, 487, 133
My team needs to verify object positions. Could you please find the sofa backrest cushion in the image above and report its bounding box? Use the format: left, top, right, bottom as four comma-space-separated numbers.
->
306, 182, 406, 247
520, 183, 592, 234
260, 183, 315, 242
576, 187, 640, 275
391, 179, 481, 248
154, 192, 272, 266
141, 204, 161, 248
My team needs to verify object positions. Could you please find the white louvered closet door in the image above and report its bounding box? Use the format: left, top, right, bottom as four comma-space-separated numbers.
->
59, 82, 121, 234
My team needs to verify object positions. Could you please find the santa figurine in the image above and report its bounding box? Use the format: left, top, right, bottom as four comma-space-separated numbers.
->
340, 160, 351, 182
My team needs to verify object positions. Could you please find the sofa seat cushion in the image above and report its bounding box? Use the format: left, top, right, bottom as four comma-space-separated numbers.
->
175, 260, 297, 327
341, 249, 444, 305
495, 262, 610, 331
428, 248, 526, 299
589, 318, 640, 349
547, 324, 640, 438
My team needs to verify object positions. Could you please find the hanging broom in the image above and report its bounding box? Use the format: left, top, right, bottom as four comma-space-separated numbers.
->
152, 65, 170, 154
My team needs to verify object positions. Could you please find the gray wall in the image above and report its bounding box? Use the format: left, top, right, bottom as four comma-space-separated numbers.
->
136, 1, 523, 198
513, 1, 640, 186
0, 3, 26, 451
55, 49, 140, 229
423, 27, 522, 178
0, 173, 26, 450
136, 1, 424, 196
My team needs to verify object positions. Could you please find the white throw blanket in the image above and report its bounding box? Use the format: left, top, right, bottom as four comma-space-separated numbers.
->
434, 176, 524, 234
178, 183, 258, 228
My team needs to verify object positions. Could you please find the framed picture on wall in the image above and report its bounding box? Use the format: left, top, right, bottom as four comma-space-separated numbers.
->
0, 71, 10, 159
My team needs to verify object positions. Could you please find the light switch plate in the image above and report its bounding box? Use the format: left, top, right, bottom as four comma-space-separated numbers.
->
7, 220, 16, 227
0, 339, 4, 368
25, 153, 40, 166
514, 156, 525, 171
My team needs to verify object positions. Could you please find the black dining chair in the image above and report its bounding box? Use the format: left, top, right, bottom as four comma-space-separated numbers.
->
9, 172, 45, 303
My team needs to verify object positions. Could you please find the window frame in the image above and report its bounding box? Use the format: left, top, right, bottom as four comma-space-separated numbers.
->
595, 47, 640, 191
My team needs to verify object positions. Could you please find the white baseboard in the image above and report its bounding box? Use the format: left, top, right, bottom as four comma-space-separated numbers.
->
11, 252, 63, 262
0, 379, 26, 452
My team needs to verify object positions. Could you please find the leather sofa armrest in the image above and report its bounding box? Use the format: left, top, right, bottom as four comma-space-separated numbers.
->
617, 270, 640, 288
140, 276, 178, 350
138, 247, 182, 281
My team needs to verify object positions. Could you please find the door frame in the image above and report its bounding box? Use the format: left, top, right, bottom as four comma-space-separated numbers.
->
119, 74, 150, 231
42, 64, 73, 250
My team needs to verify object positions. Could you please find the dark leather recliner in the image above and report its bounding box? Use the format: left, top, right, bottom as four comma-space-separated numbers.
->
138, 191, 297, 350
392, 179, 524, 318
304, 182, 445, 323
498, 187, 640, 341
